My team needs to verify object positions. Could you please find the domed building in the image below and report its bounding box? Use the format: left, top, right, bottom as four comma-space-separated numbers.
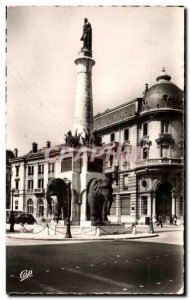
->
94, 68, 184, 225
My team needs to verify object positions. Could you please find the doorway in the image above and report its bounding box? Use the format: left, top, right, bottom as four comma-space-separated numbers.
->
156, 181, 172, 222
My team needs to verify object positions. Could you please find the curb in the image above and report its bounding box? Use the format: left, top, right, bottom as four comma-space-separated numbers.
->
7, 233, 159, 241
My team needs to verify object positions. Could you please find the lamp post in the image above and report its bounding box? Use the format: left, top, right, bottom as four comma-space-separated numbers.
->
65, 179, 72, 238
9, 188, 15, 232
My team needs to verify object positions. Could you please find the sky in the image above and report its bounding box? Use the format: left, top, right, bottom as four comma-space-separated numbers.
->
6, 6, 184, 155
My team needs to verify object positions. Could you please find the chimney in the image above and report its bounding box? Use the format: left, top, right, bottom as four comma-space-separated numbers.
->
14, 148, 18, 158
145, 83, 149, 93
32, 142, 38, 153
46, 141, 51, 148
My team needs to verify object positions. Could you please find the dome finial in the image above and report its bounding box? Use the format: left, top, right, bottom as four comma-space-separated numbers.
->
156, 67, 171, 82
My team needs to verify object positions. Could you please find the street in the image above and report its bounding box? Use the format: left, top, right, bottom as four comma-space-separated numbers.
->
6, 236, 183, 295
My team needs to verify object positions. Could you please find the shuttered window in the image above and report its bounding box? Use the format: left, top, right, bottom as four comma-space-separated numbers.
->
120, 195, 130, 215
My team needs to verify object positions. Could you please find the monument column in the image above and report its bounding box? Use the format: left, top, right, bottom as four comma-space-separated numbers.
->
73, 18, 95, 136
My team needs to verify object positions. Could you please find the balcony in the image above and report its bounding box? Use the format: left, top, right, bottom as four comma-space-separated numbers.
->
38, 173, 44, 178
48, 171, 55, 178
27, 189, 33, 194
139, 136, 152, 148
34, 188, 45, 195
135, 158, 183, 168
156, 133, 174, 145
102, 142, 119, 150
14, 189, 19, 196
104, 165, 118, 174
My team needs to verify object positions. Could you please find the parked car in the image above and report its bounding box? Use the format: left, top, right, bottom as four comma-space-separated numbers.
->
6, 210, 24, 223
15, 213, 37, 225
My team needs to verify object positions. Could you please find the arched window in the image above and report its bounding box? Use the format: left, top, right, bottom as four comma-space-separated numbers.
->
27, 199, 34, 214
38, 199, 44, 217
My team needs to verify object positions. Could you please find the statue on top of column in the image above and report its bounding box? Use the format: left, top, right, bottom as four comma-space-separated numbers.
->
81, 18, 92, 51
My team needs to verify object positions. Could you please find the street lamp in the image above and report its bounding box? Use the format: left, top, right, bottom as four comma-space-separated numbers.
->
64, 179, 72, 238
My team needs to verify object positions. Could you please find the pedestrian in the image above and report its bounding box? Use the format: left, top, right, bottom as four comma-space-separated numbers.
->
132, 223, 136, 235
159, 216, 163, 227
173, 215, 177, 226
9, 211, 15, 232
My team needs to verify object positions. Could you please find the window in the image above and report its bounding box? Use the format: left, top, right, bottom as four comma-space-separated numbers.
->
141, 196, 147, 215
27, 199, 34, 214
38, 178, 44, 189
38, 199, 44, 217
124, 128, 129, 141
123, 175, 128, 189
61, 158, 72, 172
15, 200, 18, 210
143, 123, 148, 136
142, 179, 148, 188
15, 179, 19, 190
38, 164, 44, 175
109, 155, 113, 167
48, 162, 54, 173
161, 120, 169, 133
110, 133, 115, 142
88, 158, 103, 173
28, 165, 34, 176
15, 166, 19, 177
28, 180, 33, 190
143, 148, 148, 159
120, 195, 130, 215
161, 145, 169, 158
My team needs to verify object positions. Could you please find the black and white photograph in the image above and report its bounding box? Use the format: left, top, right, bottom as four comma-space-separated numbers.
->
5, 5, 184, 295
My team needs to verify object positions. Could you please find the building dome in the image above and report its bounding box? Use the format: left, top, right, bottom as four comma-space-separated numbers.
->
142, 68, 183, 112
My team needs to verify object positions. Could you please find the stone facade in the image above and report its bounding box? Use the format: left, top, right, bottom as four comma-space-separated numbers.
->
94, 68, 184, 225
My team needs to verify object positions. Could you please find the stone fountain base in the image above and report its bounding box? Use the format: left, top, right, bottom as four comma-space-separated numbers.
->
33, 222, 126, 237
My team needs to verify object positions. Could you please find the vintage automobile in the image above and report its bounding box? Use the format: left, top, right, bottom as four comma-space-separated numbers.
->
15, 213, 37, 225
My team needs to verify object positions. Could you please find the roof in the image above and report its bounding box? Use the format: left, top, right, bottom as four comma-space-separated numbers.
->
93, 98, 140, 130
141, 68, 183, 112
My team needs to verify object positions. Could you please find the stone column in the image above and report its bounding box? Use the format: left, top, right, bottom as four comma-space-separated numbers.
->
152, 192, 156, 222
73, 50, 95, 136
172, 190, 176, 216
175, 194, 181, 217
80, 190, 89, 226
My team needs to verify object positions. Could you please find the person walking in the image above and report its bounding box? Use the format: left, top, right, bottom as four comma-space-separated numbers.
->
9, 211, 15, 232
159, 216, 163, 227
173, 215, 177, 226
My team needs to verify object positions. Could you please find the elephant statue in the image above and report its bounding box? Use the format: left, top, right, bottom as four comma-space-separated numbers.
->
46, 178, 71, 222
87, 175, 113, 226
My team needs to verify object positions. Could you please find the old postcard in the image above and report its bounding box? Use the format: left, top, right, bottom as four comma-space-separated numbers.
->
5, 5, 184, 295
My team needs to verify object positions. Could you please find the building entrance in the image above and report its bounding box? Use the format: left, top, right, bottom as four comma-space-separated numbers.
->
156, 182, 172, 223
